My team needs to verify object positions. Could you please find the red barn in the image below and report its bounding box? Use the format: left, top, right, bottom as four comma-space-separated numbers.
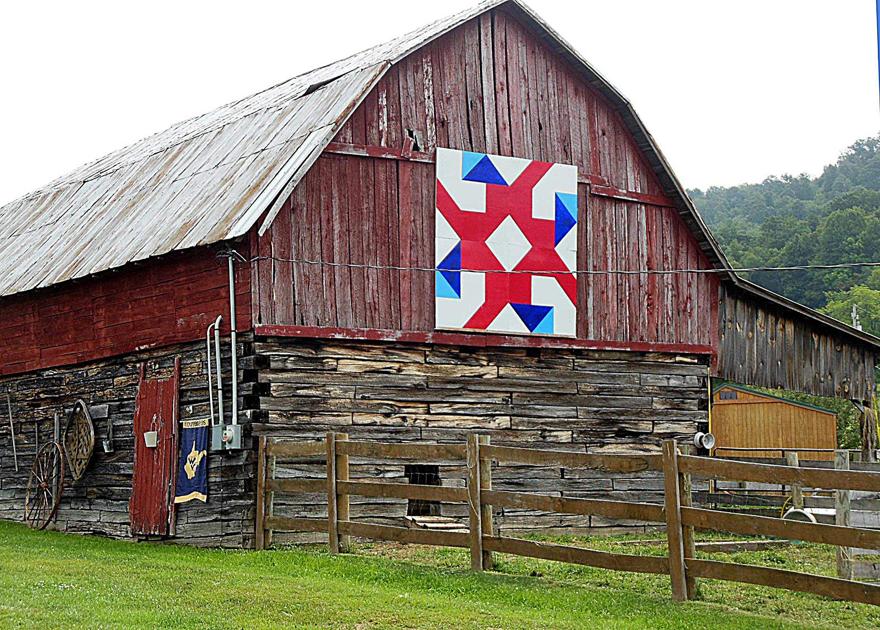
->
1, 0, 877, 545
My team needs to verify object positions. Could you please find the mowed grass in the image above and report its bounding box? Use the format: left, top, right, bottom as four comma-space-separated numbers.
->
0, 521, 875, 629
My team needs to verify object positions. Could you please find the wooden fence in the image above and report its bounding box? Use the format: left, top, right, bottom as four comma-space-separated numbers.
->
255, 433, 880, 607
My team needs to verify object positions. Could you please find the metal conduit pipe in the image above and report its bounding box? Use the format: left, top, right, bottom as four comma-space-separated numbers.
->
213, 315, 224, 425
227, 255, 238, 426
206, 320, 217, 427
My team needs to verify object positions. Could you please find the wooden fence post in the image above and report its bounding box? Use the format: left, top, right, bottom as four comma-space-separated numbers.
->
326, 432, 340, 554
785, 452, 803, 510
835, 449, 853, 580
478, 434, 494, 570
467, 433, 484, 572
662, 440, 689, 602
679, 443, 697, 599
255, 436, 268, 550
336, 432, 350, 553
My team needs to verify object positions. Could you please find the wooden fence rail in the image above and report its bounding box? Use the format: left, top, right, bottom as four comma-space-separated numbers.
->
254, 434, 880, 608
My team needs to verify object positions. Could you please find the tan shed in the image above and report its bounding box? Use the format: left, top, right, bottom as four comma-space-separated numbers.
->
711, 383, 837, 461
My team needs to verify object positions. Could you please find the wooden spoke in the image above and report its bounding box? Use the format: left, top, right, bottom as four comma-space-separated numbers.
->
63, 400, 95, 481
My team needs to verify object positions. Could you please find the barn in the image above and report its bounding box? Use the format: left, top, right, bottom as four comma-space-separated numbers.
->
0, 0, 878, 546
711, 383, 838, 461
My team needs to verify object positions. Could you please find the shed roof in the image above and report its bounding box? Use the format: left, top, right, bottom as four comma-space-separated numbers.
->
713, 382, 837, 415
0, 0, 877, 352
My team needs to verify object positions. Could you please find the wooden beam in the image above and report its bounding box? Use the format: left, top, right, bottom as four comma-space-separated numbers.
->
679, 454, 880, 492
337, 480, 468, 503
478, 435, 494, 570
326, 432, 340, 554
482, 536, 669, 575
255, 436, 268, 551
467, 434, 484, 572
322, 142, 677, 208
688, 559, 880, 606
663, 440, 689, 602
482, 490, 664, 522
337, 432, 350, 553
336, 440, 466, 461
483, 444, 662, 472
338, 521, 469, 548
254, 325, 717, 357
266, 440, 326, 459
682, 507, 880, 550
836, 450, 853, 580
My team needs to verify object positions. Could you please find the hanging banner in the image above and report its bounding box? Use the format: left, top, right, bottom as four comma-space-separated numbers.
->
434, 147, 578, 337
174, 419, 208, 504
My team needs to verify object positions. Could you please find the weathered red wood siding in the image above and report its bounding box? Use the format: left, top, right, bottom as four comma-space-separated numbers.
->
0, 246, 250, 376
252, 8, 719, 349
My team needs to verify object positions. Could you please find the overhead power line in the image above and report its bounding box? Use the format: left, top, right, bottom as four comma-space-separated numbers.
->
248, 256, 880, 276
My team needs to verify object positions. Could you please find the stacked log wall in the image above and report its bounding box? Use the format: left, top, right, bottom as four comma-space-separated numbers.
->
252, 336, 709, 537
0, 338, 258, 547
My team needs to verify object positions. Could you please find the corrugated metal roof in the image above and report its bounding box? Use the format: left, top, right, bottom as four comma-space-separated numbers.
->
0, 0, 506, 298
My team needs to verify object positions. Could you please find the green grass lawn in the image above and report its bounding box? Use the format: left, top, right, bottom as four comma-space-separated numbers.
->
0, 521, 876, 629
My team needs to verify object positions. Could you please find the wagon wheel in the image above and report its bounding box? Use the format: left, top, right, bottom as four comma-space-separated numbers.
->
63, 399, 95, 481
24, 442, 65, 530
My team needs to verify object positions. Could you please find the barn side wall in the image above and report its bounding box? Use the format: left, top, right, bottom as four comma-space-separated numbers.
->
0, 338, 258, 547
252, 336, 709, 536
718, 284, 878, 400
252, 8, 720, 349
0, 245, 251, 378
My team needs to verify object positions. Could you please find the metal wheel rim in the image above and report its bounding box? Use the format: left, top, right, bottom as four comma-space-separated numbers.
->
24, 442, 65, 530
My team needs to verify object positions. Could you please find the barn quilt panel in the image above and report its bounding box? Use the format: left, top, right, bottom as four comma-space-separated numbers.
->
435, 148, 578, 336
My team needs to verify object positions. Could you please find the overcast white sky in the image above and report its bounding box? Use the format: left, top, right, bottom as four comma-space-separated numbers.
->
0, 0, 877, 205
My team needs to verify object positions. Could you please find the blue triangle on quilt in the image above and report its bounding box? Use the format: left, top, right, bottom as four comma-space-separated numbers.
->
554, 194, 577, 245
532, 308, 555, 334
436, 242, 462, 297
461, 151, 485, 178
511, 303, 554, 333
435, 271, 460, 298
463, 154, 508, 186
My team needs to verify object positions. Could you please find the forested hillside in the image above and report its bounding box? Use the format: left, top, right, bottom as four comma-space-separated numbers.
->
689, 135, 880, 338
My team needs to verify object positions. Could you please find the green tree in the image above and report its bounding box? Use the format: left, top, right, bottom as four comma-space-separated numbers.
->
820, 285, 880, 338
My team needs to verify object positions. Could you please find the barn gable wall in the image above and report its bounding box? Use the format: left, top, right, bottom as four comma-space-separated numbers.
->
252, 8, 720, 349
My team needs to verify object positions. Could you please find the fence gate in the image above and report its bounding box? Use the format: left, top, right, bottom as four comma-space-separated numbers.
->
129, 359, 180, 536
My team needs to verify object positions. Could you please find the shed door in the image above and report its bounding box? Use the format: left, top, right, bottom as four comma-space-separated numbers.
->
129, 360, 180, 536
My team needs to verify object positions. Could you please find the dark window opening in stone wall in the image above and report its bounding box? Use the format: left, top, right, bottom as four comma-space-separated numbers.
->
404, 464, 441, 516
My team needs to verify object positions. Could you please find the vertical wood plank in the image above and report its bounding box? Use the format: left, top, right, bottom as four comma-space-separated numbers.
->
336, 432, 350, 553
836, 449, 853, 580
255, 436, 268, 550
785, 452, 803, 510
478, 434, 494, 570
326, 432, 340, 554
268, 452, 276, 548
478, 12, 498, 154
663, 440, 689, 601
467, 433, 484, 572
679, 443, 697, 599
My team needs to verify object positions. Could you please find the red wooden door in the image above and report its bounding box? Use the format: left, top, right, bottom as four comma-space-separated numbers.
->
129, 360, 179, 536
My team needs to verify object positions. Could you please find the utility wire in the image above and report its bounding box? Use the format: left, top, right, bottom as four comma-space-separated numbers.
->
248, 255, 880, 276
